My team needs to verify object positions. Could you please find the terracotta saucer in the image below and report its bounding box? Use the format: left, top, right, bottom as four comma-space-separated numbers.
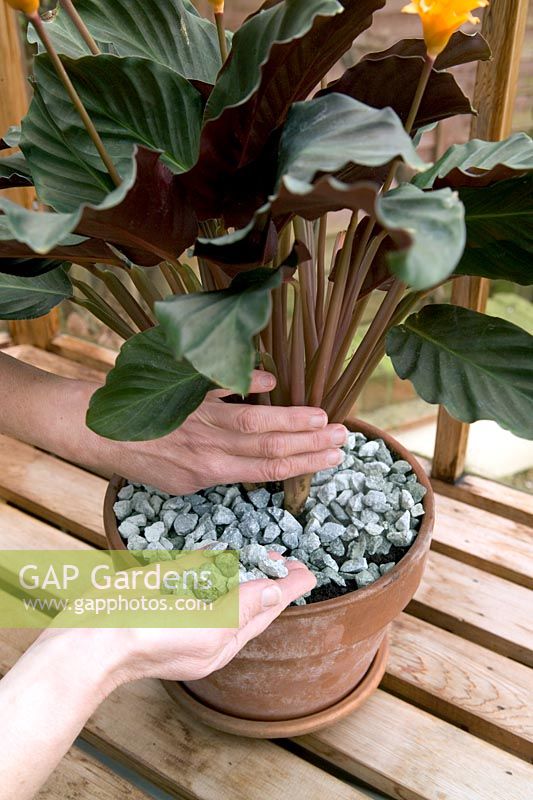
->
163, 635, 388, 738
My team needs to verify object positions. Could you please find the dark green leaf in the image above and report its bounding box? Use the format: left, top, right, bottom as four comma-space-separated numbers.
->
0, 126, 21, 149
23, 54, 202, 209
0, 200, 79, 254
0, 220, 120, 273
386, 305, 533, 439
320, 56, 474, 131
0, 152, 33, 190
189, 0, 385, 216
376, 184, 465, 289
28, 0, 228, 83
13, 141, 197, 265
194, 92, 423, 271
461, 175, 532, 247
455, 240, 532, 285
87, 326, 214, 441
366, 31, 490, 70
0, 256, 67, 278
453, 175, 533, 285
271, 176, 378, 219
277, 94, 425, 182
0, 265, 72, 319
413, 133, 533, 189
21, 53, 202, 262
156, 268, 282, 394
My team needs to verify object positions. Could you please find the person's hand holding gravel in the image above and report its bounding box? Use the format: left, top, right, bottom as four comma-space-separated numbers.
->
0, 558, 316, 800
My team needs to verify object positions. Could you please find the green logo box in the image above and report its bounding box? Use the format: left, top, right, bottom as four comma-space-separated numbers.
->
0, 550, 240, 628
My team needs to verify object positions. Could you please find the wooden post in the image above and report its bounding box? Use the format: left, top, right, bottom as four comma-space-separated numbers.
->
431, 0, 529, 483
0, 6, 59, 347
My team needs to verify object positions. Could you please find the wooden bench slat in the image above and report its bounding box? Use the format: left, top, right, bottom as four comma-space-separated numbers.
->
2, 506, 532, 779
4, 344, 107, 383
0, 441, 531, 668
298, 689, 533, 800
0, 504, 364, 800
411, 551, 533, 667
0, 503, 91, 550
432, 472, 533, 530
49, 334, 116, 373
37, 745, 151, 800
0, 435, 106, 546
386, 614, 533, 759
2, 447, 529, 670
433, 494, 533, 589
0, 627, 367, 800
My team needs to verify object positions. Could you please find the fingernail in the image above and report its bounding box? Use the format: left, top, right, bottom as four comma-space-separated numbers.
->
309, 413, 327, 428
327, 448, 343, 465
331, 426, 348, 446
260, 373, 275, 389
262, 584, 283, 609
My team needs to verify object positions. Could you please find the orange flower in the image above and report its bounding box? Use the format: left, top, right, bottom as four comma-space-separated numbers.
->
3, 0, 39, 13
402, 0, 488, 57
208, 0, 224, 13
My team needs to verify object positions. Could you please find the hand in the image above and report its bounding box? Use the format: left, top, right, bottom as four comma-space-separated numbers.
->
36, 557, 316, 688
1, 558, 315, 800
95, 370, 347, 495
0, 353, 347, 496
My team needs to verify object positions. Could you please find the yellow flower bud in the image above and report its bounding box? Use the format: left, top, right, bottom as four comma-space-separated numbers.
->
3, 0, 39, 13
402, 0, 488, 58
208, 0, 225, 13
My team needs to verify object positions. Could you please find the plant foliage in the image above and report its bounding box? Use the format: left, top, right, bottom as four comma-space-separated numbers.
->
1, 0, 532, 512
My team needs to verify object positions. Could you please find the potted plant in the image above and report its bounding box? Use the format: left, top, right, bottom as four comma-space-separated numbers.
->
1, 0, 532, 735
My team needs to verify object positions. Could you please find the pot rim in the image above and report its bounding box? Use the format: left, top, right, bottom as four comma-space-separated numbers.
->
104, 417, 435, 617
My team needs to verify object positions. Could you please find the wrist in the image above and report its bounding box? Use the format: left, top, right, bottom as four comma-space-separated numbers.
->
61, 379, 122, 477
33, 628, 132, 700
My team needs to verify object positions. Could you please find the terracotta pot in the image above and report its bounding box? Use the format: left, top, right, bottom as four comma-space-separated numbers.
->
104, 418, 434, 736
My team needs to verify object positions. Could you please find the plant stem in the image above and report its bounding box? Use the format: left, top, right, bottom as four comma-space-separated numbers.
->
325, 279, 405, 420
88, 266, 155, 330
173, 261, 203, 293
315, 214, 327, 336
198, 258, 217, 291
70, 279, 136, 340
215, 12, 228, 62
59, 0, 100, 55
322, 55, 435, 417
335, 229, 386, 349
405, 54, 435, 135
304, 230, 343, 392
209, 262, 231, 290
293, 217, 318, 361
271, 287, 290, 403
308, 213, 358, 407
129, 266, 163, 311
261, 313, 273, 359
160, 262, 186, 296
332, 338, 387, 424
327, 294, 370, 392
330, 288, 427, 423
28, 13, 121, 188
284, 474, 312, 517
289, 284, 306, 406
378, 53, 435, 197
261, 351, 282, 406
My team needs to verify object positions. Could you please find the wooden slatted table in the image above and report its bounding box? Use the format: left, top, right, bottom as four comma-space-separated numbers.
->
0, 344, 532, 800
